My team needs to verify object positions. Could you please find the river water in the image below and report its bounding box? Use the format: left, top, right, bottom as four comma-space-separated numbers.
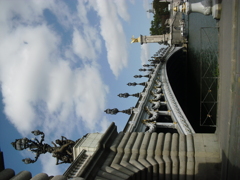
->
184, 0, 219, 133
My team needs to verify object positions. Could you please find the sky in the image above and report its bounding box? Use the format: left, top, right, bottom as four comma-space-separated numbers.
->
0, 0, 162, 177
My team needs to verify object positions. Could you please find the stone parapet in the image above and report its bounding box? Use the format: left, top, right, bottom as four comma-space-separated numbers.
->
92, 132, 221, 180
0, 132, 221, 180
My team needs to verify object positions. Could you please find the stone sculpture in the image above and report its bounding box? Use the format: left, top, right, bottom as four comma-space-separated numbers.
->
11, 130, 76, 165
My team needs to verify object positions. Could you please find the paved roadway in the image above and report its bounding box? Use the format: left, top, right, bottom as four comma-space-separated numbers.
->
216, 0, 240, 179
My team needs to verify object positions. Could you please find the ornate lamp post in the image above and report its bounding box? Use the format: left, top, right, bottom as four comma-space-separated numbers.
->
104, 108, 133, 115
139, 68, 154, 72
143, 64, 156, 67
11, 131, 76, 165
118, 93, 140, 98
127, 82, 147, 86
134, 74, 150, 78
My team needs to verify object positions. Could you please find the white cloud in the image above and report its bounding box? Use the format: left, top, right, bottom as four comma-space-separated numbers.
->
140, 44, 150, 65
88, 0, 130, 77
100, 117, 111, 133
41, 154, 62, 175
113, 0, 130, 21
72, 27, 101, 61
143, 0, 151, 19
0, 0, 112, 134
1, 24, 59, 135
0, 0, 114, 175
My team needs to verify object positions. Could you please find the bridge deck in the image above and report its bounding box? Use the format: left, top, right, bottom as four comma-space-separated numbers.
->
216, 0, 240, 179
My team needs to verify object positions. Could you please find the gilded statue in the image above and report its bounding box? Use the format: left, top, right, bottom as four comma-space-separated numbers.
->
131, 35, 140, 43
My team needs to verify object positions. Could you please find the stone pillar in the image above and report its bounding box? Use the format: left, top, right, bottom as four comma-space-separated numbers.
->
162, 133, 172, 180
110, 133, 135, 178
51, 175, 67, 180
140, 34, 170, 45
138, 133, 152, 179
179, 134, 187, 180
155, 133, 165, 179
171, 133, 179, 180
0, 168, 15, 180
146, 133, 158, 180
129, 133, 146, 178
31, 173, 49, 180
186, 135, 195, 180
71, 178, 85, 180
10, 171, 32, 180
120, 133, 140, 178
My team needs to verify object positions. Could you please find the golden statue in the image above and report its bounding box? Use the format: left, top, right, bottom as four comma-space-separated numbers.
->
131, 35, 140, 43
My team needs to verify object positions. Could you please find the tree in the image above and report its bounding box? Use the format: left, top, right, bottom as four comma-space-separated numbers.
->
149, 0, 170, 35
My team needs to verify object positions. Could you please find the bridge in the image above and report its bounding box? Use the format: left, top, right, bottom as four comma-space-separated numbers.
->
122, 45, 194, 135
61, 46, 221, 180
2, 0, 239, 179
0, 45, 222, 180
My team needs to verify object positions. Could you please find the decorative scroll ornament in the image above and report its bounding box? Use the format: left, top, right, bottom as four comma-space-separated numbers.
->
144, 106, 160, 122
151, 91, 164, 101
149, 99, 161, 109
11, 131, 77, 165
155, 80, 162, 86
154, 87, 162, 93
144, 106, 170, 122
143, 121, 156, 133
150, 99, 167, 110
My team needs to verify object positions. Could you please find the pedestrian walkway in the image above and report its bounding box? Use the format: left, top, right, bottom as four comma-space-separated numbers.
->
216, 0, 240, 179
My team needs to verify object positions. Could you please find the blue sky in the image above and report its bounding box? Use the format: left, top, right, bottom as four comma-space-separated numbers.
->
0, 0, 162, 176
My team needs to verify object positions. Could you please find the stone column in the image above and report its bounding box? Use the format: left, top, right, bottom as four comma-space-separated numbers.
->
10, 171, 32, 180
140, 34, 170, 45
0, 168, 15, 180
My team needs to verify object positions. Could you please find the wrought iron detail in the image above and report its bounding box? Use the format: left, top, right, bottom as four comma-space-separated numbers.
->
200, 27, 218, 127
11, 131, 76, 165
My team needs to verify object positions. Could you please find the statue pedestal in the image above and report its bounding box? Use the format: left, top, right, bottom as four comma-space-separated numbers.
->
176, 0, 221, 20
73, 133, 103, 159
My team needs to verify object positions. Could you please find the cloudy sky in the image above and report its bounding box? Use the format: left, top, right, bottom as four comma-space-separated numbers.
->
0, 0, 162, 176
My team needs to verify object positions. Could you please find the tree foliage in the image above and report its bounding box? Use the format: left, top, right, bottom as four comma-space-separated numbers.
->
150, 0, 170, 35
